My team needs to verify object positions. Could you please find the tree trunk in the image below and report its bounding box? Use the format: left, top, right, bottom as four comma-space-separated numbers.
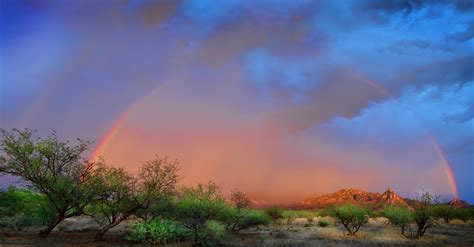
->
39, 211, 65, 237
94, 218, 124, 241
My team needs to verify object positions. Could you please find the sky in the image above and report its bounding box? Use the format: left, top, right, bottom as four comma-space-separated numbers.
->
0, 0, 473, 204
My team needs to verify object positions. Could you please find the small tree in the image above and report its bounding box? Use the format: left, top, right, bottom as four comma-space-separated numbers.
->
136, 156, 181, 216
331, 204, 369, 236
433, 204, 455, 224
174, 181, 227, 245
219, 206, 270, 232
384, 206, 413, 236
264, 207, 284, 223
453, 208, 471, 222
230, 189, 250, 212
0, 129, 95, 237
87, 160, 138, 241
412, 192, 438, 238
89, 156, 180, 241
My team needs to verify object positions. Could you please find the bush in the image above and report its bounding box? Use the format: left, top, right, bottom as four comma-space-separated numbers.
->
0, 187, 54, 233
264, 207, 284, 223
125, 219, 190, 244
384, 206, 413, 236
316, 209, 331, 217
201, 220, 227, 245
453, 208, 471, 222
331, 204, 369, 236
412, 192, 438, 239
282, 210, 298, 225
220, 206, 271, 231
174, 182, 227, 245
433, 205, 456, 223
318, 219, 330, 227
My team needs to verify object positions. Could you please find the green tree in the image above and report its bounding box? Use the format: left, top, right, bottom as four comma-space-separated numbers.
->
264, 207, 284, 223
0, 129, 95, 237
412, 192, 438, 238
174, 181, 227, 245
87, 160, 138, 241
331, 204, 369, 236
219, 206, 270, 232
88, 156, 180, 241
384, 206, 413, 236
433, 204, 455, 223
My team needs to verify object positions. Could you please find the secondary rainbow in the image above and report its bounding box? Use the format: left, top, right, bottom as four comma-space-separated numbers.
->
88, 77, 460, 198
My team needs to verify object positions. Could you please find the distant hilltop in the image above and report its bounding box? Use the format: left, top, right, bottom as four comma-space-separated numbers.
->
299, 188, 469, 209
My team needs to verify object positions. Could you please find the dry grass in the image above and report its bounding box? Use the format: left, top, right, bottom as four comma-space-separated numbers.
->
1, 216, 474, 246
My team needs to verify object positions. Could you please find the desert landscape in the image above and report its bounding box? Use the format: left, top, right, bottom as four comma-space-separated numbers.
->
2, 0, 473, 246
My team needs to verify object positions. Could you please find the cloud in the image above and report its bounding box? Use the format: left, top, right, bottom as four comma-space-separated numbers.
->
380, 39, 451, 54
446, 21, 474, 43
390, 56, 474, 90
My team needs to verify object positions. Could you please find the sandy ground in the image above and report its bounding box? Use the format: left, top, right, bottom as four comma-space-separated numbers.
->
1, 216, 473, 246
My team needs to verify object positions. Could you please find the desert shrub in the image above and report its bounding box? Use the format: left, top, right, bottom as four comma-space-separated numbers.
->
453, 208, 471, 222
138, 196, 178, 220
0, 187, 54, 233
412, 192, 438, 239
264, 207, 284, 223
219, 206, 271, 231
316, 208, 331, 217
125, 219, 190, 244
318, 219, 330, 227
306, 217, 314, 223
230, 189, 251, 211
384, 206, 413, 236
282, 210, 298, 225
331, 204, 369, 236
433, 205, 456, 223
200, 220, 227, 245
174, 182, 227, 245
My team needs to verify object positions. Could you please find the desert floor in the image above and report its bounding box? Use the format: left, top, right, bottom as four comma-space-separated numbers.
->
1, 216, 473, 246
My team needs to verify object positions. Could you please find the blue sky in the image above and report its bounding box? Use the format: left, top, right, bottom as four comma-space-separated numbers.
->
1, 0, 473, 203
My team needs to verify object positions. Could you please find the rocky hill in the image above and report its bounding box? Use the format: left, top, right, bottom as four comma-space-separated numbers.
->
300, 188, 407, 209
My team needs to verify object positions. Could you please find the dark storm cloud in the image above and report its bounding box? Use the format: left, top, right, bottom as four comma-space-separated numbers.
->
391, 56, 474, 90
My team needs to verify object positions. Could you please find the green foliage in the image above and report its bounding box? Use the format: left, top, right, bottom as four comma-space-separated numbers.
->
316, 208, 331, 217
0, 187, 54, 232
264, 207, 284, 222
433, 205, 456, 223
219, 206, 271, 231
453, 208, 471, 222
0, 129, 95, 237
411, 192, 438, 239
125, 219, 190, 244
317, 219, 330, 227
384, 206, 413, 236
200, 220, 227, 245
174, 182, 227, 245
331, 204, 369, 236
87, 160, 137, 225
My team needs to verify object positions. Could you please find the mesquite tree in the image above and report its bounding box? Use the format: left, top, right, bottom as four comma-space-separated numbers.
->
88, 156, 180, 241
0, 129, 95, 237
331, 204, 369, 236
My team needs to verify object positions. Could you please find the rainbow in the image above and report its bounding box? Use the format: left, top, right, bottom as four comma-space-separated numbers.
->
87, 76, 460, 198
428, 135, 459, 198
87, 82, 169, 161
